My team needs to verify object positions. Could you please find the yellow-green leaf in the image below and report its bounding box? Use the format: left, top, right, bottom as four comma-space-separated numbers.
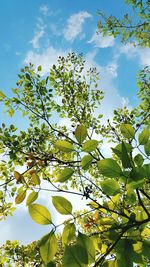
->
56, 168, 74, 183
55, 140, 74, 152
15, 190, 26, 204
138, 128, 149, 145
120, 124, 135, 139
81, 154, 93, 170
26, 191, 38, 206
144, 140, 150, 156
82, 140, 98, 152
37, 65, 42, 72
75, 124, 87, 144
101, 179, 120, 196
0, 90, 6, 100
62, 223, 76, 245
28, 204, 52, 225
39, 231, 58, 264
97, 159, 122, 178
62, 245, 88, 267
52, 196, 72, 215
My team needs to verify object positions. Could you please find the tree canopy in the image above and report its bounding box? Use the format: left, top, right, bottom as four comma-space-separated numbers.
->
0, 1, 150, 266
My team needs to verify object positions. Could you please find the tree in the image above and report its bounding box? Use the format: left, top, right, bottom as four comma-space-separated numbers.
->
0, 2, 150, 267
97, 0, 150, 47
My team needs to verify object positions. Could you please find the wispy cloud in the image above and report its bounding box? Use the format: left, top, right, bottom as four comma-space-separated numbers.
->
39, 5, 49, 16
63, 11, 92, 42
30, 17, 46, 49
88, 32, 115, 48
24, 46, 68, 74
30, 30, 44, 49
119, 43, 150, 66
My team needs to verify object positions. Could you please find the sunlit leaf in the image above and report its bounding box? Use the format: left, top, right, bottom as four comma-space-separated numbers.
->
62, 245, 88, 266
75, 124, 87, 144
81, 154, 93, 170
15, 189, 26, 204
26, 191, 38, 206
101, 179, 120, 196
55, 140, 74, 152
138, 128, 149, 145
52, 196, 72, 215
97, 159, 122, 177
28, 204, 52, 225
120, 124, 135, 139
62, 223, 76, 245
77, 232, 95, 264
56, 168, 74, 183
82, 140, 98, 152
144, 140, 150, 156
39, 231, 58, 264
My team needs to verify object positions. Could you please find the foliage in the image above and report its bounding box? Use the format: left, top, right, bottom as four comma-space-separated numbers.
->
97, 0, 150, 47
0, 1, 150, 265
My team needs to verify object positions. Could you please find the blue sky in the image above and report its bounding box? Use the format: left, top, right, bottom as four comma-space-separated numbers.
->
0, 0, 150, 245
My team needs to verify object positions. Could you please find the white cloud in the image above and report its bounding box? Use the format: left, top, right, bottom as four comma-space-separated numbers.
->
63, 11, 92, 42
119, 43, 150, 66
88, 32, 115, 48
39, 5, 49, 16
30, 30, 44, 49
24, 46, 68, 75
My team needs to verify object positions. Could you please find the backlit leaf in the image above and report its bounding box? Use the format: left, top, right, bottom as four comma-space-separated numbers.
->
101, 179, 120, 196
82, 140, 98, 152
26, 191, 38, 206
62, 223, 76, 245
121, 141, 131, 168
97, 159, 122, 178
56, 168, 74, 183
81, 154, 93, 170
77, 232, 95, 264
120, 124, 135, 139
28, 204, 52, 225
144, 140, 150, 156
39, 231, 58, 264
52, 196, 72, 215
15, 189, 26, 204
138, 128, 149, 145
75, 124, 87, 144
55, 140, 74, 152
62, 245, 88, 267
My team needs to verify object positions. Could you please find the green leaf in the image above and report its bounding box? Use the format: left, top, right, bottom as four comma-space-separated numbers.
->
116, 239, 134, 267
62, 223, 76, 245
52, 196, 72, 215
15, 189, 26, 204
8, 107, 14, 117
120, 124, 135, 139
81, 155, 93, 170
26, 191, 38, 206
100, 179, 120, 196
62, 245, 88, 267
134, 154, 144, 167
138, 128, 149, 145
37, 65, 42, 72
144, 140, 150, 156
0, 90, 6, 100
55, 140, 74, 152
97, 159, 122, 178
121, 141, 131, 168
75, 124, 87, 144
47, 262, 56, 267
82, 140, 98, 152
28, 204, 52, 225
39, 231, 58, 264
56, 168, 74, 183
77, 232, 95, 264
